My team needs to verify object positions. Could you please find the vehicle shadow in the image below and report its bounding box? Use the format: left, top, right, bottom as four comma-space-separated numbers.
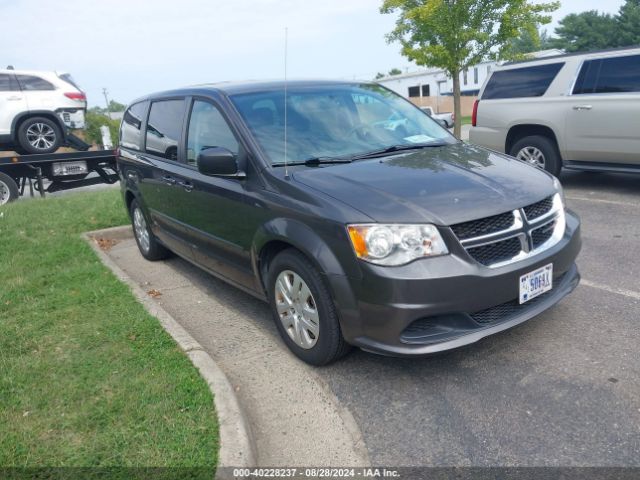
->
560, 170, 640, 196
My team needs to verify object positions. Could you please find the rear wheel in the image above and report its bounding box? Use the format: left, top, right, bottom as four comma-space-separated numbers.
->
130, 199, 171, 261
267, 249, 351, 365
510, 135, 561, 177
0, 172, 19, 205
17, 117, 62, 154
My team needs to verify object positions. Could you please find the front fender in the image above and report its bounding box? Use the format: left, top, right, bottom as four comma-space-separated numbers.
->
251, 217, 363, 341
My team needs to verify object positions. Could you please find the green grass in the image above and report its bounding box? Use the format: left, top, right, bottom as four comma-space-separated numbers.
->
460, 116, 472, 126
0, 190, 218, 470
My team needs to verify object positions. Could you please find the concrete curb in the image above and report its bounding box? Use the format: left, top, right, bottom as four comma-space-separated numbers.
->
83, 226, 257, 476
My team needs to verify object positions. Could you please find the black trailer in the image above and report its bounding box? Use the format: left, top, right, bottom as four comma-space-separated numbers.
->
0, 150, 118, 205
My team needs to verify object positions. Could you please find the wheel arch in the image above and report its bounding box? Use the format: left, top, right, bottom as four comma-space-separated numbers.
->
11, 111, 67, 143
505, 124, 562, 159
252, 218, 352, 295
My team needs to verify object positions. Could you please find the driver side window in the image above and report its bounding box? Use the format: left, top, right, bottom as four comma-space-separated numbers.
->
186, 100, 239, 167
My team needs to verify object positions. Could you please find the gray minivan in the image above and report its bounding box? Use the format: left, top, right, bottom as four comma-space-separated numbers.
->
118, 80, 581, 365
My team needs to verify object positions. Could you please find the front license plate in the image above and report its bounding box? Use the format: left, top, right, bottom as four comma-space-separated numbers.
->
519, 263, 553, 304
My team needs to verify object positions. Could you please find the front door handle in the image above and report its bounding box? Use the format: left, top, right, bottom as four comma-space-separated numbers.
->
7, 96, 22, 101
573, 105, 593, 111
177, 180, 193, 192
162, 175, 176, 186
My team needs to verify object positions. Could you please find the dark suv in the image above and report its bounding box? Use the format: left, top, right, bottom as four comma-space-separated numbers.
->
118, 81, 581, 365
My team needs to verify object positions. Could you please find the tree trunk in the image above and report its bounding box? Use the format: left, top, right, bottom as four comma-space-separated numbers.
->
452, 70, 462, 139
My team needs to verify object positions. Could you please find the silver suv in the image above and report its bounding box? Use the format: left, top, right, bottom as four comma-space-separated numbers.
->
469, 47, 640, 176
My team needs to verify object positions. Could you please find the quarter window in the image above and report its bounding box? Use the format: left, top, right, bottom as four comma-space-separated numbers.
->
120, 101, 147, 151
15, 75, 55, 91
145, 99, 187, 160
573, 55, 640, 94
481, 63, 564, 100
186, 100, 238, 167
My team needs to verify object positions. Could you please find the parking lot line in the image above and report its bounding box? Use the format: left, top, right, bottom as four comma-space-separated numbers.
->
565, 195, 640, 208
581, 279, 640, 300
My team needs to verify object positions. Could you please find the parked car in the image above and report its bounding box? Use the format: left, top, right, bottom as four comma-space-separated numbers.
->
420, 106, 454, 128
0, 68, 87, 154
469, 47, 640, 176
118, 80, 581, 365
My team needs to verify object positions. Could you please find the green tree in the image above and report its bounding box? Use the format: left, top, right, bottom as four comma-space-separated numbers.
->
375, 72, 386, 79
510, 26, 553, 55
617, 0, 640, 47
388, 68, 403, 75
108, 100, 126, 112
380, 0, 559, 137
84, 110, 120, 148
550, 11, 618, 52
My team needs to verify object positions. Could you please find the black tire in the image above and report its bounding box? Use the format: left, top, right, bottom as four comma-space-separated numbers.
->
17, 116, 62, 154
0, 172, 19, 205
267, 249, 351, 366
129, 199, 171, 261
510, 135, 562, 177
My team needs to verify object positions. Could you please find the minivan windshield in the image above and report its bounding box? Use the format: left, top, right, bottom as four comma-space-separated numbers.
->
230, 83, 456, 165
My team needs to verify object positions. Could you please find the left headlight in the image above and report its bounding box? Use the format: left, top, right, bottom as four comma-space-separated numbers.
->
553, 177, 565, 208
347, 224, 449, 266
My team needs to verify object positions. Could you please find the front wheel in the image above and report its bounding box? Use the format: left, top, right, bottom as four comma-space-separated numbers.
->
0, 172, 19, 205
130, 199, 171, 261
510, 135, 561, 177
267, 249, 351, 366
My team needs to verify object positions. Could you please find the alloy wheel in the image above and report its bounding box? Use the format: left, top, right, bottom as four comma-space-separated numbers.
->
25, 123, 57, 151
274, 270, 320, 349
516, 146, 546, 169
133, 207, 150, 253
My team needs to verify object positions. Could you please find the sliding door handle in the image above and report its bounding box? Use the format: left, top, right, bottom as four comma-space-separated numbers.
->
161, 175, 176, 186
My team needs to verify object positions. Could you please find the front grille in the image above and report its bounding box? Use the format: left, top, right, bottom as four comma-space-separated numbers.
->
471, 273, 566, 324
523, 196, 554, 221
466, 236, 522, 266
450, 195, 561, 268
531, 222, 555, 248
451, 211, 514, 241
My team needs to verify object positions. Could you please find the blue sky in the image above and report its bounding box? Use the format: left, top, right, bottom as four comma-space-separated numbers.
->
0, 0, 625, 106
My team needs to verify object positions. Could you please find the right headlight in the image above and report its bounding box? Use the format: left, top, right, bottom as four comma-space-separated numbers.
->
347, 224, 449, 266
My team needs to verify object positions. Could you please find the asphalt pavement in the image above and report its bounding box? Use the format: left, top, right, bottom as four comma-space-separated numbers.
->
104, 168, 639, 466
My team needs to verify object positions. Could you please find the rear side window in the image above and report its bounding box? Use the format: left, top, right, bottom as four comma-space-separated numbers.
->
120, 101, 147, 151
0, 74, 15, 91
145, 99, 186, 160
573, 55, 640, 94
482, 63, 564, 100
16, 74, 55, 91
58, 73, 82, 91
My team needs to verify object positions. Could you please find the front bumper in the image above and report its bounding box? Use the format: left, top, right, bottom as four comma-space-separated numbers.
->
331, 210, 582, 356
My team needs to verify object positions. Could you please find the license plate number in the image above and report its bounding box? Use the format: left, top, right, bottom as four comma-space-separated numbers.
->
519, 264, 553, 304
52, 161, 88, 176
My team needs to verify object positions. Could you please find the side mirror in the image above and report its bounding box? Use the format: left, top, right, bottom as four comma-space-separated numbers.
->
434, 118, 448, 129
197, 147, 244, 177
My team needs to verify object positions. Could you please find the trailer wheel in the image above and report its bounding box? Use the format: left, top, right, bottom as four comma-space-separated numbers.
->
17, 117, 62, 154
0, 172, 19, 205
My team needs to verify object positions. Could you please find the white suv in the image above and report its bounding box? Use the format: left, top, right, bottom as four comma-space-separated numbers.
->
0, 68, 87, 154
469, 47, 640, 176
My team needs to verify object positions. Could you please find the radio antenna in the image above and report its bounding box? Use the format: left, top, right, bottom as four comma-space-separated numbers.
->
284, 26, 289, 179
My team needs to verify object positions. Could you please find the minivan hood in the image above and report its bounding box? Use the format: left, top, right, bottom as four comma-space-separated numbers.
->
292, 143, 557, 225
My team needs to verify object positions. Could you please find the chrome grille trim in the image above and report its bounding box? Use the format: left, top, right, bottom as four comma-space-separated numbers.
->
453, 194, 566, 268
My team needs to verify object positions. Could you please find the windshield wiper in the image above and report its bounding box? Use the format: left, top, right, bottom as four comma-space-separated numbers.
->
348, 142, 448, 161
272, 156, 353, 167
